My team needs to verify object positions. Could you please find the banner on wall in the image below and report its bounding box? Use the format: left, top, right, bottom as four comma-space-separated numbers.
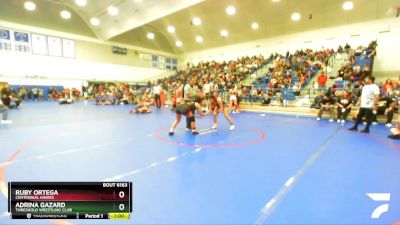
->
31, 34, 48, 55
0, 29, 11, 51
62, 39, 75, 58
48, 37, 62, 57
14, 32, 29, 42
14, 31, 30, 53
0, 29, 10, 40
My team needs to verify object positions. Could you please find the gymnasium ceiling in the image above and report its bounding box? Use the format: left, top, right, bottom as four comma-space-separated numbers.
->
0, 0, 399, 54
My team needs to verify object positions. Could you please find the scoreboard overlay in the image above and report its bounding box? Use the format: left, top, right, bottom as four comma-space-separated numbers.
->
8, 182, 132, 220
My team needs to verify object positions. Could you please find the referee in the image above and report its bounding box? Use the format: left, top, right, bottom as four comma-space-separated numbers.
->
348, 75, 380, 133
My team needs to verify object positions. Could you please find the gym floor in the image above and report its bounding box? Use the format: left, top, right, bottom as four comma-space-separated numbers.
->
0, 102, 399, 225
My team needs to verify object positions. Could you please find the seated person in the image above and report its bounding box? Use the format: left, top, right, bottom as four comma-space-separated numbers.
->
261, 92, 272, 106
9, 93, 22, 109
311, 92, 323, 109
121, 91, 130, 105
383, 91, 399, 127
291, 82, 301, 96
388, 115, 400, 140
130, 94, 152, 113
336, 90, 352, 124
317, 94, 335, 122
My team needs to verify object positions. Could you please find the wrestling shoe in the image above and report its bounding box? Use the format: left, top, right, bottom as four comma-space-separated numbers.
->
1, 120, 12, 124
348, 126, 358, 131
388, 134, 400, 139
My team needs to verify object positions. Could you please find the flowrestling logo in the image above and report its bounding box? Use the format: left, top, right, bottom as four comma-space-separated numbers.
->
366, 193, 391, 219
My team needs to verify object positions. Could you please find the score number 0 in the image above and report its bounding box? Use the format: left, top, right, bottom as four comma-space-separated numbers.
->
118, 191, 125, 211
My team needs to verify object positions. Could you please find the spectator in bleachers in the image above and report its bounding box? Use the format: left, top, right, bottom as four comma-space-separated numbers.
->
250, 86, 258, 103
317, 72, 328, 91
337, 45, 344, 54
261, 91, 272, 106
317, 94, 335, 122
336, 90, 353, 124
292, 82, 301, 96
344, 43, 351, 53
337, 66, 345, 80
382, 79, 393, 96
383, 91, 399, 127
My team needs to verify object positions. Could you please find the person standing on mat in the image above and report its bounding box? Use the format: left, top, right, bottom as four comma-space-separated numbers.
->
153, 81, 162, 109
169, 96, 209, 136
0, 87, 13, 124
348, 75, 380, 133
209, 91, 235, 130
183, 77, 196, 131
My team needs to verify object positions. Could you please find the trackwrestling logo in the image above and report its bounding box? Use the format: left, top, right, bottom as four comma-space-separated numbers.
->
366, 193, 391, 219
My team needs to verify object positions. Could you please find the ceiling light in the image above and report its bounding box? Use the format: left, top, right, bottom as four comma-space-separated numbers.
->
272, 0, 280, 2
192, 17, 202, 26
226, 6, 236, 15
75, 0, 87, 7
291, 12, 301, 21
24, 1, 36, 11
220, 30, 229, 37
176, 40, 183, 47
107, 6, 119, 15
133, 0, 143, 2
167, 26, 175, 33
147, 33, 155, 39
251, 22, 259, 30
195, 36, 203, 43
90, 18, 100, 26
343, 1, 353, 10
60, 10, 71, 19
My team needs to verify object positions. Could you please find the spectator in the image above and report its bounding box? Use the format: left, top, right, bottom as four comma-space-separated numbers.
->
317, 72, 328, 91
388, 116, 400, 139
383, 91, 399, 127
382, 79, 393, 96
336, 90, 353, 124
153, 81, 162, 109
261, 91, 272, 106
311, 93, 324, 109
317, 94, 335, 122
0, 88, 12, 124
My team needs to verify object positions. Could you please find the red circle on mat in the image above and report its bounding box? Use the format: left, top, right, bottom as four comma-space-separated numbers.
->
155, 126, 266, 148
